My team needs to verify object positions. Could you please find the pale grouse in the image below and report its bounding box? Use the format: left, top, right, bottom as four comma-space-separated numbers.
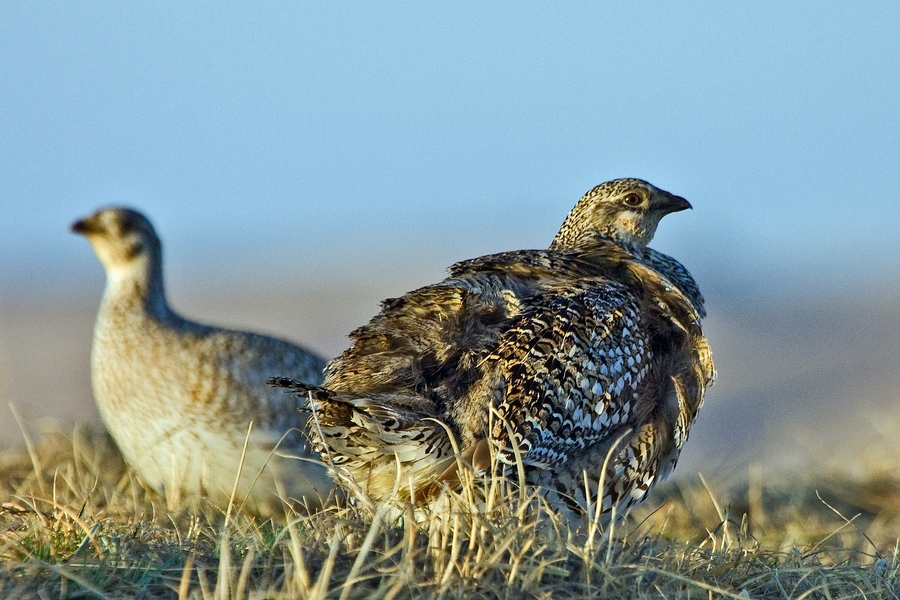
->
73, 207, 333, 515
276, 179, 715, 523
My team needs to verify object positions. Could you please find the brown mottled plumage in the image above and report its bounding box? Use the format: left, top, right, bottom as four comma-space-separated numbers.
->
73, 207, 333, 516
276, 178, 715, 524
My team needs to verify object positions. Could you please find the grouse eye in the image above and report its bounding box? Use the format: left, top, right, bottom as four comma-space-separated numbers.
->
622, 193, 642, 207
120, 218, 136, 234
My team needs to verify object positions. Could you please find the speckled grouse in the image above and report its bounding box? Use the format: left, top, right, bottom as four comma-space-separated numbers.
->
275, 178, 715, 523
73, 207, 333, 516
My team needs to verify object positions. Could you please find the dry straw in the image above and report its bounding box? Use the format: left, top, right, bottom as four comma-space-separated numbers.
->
1, 422, 898, 598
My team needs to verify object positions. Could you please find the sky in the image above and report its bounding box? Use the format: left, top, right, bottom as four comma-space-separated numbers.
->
2, 2, 899, 301
2, 3, 900, 469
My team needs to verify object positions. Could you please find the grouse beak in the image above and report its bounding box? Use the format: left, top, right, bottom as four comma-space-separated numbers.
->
655, 192, 692, 215
71, 215, 101, 236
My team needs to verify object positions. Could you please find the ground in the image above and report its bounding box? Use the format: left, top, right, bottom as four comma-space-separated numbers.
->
1, 424, 898, 599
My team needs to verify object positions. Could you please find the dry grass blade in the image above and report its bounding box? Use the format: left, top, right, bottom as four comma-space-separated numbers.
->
8, 403, 45, 495
339, 503, 385, 600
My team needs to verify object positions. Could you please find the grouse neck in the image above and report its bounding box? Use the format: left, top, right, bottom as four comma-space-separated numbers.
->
550, 230, 645, 257
101, 252, 173, 323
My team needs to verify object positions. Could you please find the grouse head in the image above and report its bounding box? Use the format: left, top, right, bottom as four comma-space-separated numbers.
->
550, 178, 691, 252
71, 207, 162, 279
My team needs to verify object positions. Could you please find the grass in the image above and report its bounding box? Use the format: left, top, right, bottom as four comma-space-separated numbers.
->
1, 423, 898, 599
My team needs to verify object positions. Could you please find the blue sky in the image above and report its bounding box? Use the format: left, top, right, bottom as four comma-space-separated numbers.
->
2, 2, 899, 301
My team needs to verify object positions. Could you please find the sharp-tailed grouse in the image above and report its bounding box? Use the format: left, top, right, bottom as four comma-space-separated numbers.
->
73, 207, 333, 515
276, 178, 715, 523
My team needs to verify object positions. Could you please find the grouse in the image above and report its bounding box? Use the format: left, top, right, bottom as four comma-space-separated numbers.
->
276, 178, 714, 523
73, 207, 333, 516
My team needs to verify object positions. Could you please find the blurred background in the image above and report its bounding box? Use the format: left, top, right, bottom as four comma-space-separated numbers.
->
2, 3, 899, 479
